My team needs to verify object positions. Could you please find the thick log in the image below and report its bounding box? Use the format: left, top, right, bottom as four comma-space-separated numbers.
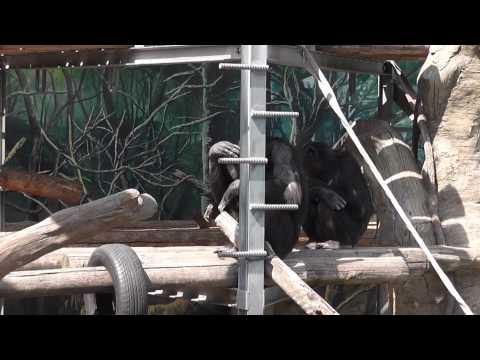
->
0, 189, 157, 279
0, 168, 83, 205
2, 245, 479, 298
214, 211, 239, 247
0, 220, 233, 248
345, 120, 436, 247
264, 243, 338, 315
316, 45, 429, 60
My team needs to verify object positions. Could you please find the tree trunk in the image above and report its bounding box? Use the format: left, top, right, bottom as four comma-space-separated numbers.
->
345, 119, 446, 314
418, 45, 480, 314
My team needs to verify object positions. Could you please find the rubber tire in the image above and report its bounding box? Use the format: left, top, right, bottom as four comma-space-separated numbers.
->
83, 244, 148, 315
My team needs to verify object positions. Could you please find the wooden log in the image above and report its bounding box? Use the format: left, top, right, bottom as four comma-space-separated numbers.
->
4, 221, 36, 232
2, 245, 479, 298
264, 243, 338, 315
73, 227, 229, 247
0, 218, 377, 249
0, 168, 83, 205
0, 221, 231, 248
18, 253, 70, 271
316, 45, 429, 60
0, 189, 157, 279
214, 211, 239, 247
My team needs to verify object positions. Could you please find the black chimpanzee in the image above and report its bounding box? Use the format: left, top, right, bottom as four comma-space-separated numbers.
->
302, 141, 374, 248
207, 137, 307, 259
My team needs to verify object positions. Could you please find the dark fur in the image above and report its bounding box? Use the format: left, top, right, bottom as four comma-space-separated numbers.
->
208, 137, 308, 259
302, 142, 373, 247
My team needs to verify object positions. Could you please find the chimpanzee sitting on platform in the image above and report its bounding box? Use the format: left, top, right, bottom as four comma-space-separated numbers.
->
206, 137, 308, 259
302, 141, 373, 248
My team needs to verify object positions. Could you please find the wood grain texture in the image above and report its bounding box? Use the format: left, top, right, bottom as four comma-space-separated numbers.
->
2, 245, 477, 298
0, 189, 157, 279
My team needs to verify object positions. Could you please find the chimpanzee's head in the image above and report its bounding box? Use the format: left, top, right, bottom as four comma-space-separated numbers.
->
303, 142, 336, 178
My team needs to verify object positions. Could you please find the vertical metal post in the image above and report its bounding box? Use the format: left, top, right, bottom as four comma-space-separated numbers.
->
377, 70, 394, 121
0, 69, 6, 315
237, 45, 267, 315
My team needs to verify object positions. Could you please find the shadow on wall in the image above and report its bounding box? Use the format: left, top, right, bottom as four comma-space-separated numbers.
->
437, 184, 468, 247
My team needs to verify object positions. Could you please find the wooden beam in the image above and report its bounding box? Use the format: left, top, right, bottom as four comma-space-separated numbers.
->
316, 46, 429, 60
3, 245, 478, 298
0, 189, 157, 279
265, 242, 338, 315
0, 220, 230, 247
0, 217, 377, 248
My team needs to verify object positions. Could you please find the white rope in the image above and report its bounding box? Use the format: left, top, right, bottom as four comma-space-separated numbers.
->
300, 46, 473, 315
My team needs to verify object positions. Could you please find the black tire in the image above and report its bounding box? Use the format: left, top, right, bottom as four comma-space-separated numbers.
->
83, 244, 149, 315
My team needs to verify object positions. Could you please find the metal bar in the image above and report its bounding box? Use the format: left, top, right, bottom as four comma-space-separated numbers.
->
0, 45, 386, 75
237, 45, 267, 315
0, 45, 242, 70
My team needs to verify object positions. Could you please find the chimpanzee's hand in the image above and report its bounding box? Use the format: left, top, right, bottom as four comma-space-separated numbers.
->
218, 179, 240, 212
209, 141, 240, 159
322, 188, 347, 211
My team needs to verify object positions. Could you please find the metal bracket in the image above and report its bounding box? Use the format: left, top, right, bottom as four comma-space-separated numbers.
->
218, 157, 268, 165
215, 249, 268, 260
250, 204, 299, 211
219, 63, 269, 71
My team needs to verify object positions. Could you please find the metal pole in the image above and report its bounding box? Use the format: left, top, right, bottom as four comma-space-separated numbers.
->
237, 45, 267, 315
377, 70, 394, 122
0, 69, 6, 315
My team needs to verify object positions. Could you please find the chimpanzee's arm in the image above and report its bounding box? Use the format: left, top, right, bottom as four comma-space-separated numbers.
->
268, 140, 303, 206
337, 155, 373, 221
208, 141, 240, 205
218, 179, 240, 212
309, 178, 347, 211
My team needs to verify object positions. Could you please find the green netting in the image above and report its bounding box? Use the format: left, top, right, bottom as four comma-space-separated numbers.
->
4, 60, 423, 220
